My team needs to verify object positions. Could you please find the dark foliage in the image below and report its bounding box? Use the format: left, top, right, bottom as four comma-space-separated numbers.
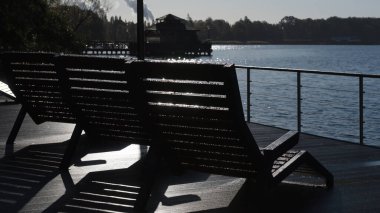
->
1, 1, 380, 53
0, 0, 78, 52
190, 15, 380, 44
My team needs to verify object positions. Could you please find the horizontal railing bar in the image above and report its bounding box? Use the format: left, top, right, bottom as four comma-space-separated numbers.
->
236, 65, 380, 79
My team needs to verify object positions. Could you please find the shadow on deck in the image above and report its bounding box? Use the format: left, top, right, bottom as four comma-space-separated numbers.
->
0, 104, 379, 212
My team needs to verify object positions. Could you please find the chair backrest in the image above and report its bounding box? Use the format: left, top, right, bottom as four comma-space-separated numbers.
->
129, 61, 265, 177
1, 52, 75, 124
55, 55, 151, 145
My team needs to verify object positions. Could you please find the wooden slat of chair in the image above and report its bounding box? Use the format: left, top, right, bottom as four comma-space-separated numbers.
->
67, 69, 125, 81
143, 80, 227, 95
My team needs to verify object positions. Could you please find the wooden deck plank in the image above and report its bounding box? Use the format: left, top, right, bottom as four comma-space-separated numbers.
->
0, 104, 380, 212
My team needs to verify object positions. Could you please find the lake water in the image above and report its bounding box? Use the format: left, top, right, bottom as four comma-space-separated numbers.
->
190, 45, 380, 146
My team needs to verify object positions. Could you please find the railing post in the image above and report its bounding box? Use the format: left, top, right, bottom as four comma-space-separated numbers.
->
297, 71, 302, 132
247, 68, 251, 122
359, 76, 364, 145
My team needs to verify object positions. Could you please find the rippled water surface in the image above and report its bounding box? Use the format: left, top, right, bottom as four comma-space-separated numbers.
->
154, 45, 380, 146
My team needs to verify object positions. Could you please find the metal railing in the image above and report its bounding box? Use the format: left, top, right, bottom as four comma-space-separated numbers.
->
236, 65, 380, 145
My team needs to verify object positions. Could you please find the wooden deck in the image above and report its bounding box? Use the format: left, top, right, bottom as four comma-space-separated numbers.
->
0, 103, 379, 212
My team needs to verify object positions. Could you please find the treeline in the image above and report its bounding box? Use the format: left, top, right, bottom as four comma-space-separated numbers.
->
0, 0, 138, 52
2, 0, 380, 53
190, 16, 380, 44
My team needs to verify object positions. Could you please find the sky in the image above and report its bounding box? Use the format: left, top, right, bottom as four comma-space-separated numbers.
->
105, 0, 380, 24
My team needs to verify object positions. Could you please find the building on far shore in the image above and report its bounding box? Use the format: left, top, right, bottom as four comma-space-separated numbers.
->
129, 14, 212, 56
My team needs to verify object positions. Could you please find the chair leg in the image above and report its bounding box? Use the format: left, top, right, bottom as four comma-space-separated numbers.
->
61, 169, 76, 194
272, 151, 334, 188
60, 124, 82, 170
304, 152, 334, 188
5, 106, 27, 156
134, 146, 161, 211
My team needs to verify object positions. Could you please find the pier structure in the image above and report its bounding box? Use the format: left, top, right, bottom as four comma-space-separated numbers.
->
82, 40, 130, 56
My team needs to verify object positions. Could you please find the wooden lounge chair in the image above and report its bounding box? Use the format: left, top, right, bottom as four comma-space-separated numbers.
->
128, 61, 334, 192
0, 52, 81, 158
55, 55, 159, 210
55, 55, 153, 154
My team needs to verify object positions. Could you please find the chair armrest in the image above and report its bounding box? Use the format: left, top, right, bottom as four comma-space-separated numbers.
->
262, 131, 299, 162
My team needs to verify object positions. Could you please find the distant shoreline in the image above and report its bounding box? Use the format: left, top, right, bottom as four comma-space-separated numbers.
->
212, 41, 380, 45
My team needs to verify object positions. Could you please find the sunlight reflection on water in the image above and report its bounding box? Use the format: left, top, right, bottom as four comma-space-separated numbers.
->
178, 45, 380, 146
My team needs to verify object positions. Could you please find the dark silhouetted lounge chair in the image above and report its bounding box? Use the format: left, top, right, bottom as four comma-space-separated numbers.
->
128, 61, 334, 192
55, 55, 158, 210
0, 52, 81, 158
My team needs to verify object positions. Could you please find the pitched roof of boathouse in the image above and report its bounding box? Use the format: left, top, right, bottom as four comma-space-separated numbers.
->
147, 14, 199, 32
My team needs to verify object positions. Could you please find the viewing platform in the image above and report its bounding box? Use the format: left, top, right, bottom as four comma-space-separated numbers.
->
0, 103, 379, 212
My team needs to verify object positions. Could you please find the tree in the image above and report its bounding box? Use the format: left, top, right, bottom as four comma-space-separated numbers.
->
0, 0, 77, 51
59, 0, 110, 32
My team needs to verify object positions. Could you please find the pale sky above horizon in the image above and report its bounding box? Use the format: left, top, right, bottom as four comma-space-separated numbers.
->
105, 0, 380, 23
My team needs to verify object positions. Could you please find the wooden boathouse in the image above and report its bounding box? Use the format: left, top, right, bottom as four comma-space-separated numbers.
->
129, 14, 212, 56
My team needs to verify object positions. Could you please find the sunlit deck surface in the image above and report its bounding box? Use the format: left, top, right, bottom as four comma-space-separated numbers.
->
0, 103, 379, 212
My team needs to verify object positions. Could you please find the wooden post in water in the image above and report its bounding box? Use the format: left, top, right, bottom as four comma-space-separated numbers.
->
137, 0, 145, 60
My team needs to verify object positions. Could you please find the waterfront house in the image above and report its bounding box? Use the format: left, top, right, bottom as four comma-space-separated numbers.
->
129, 14, 212, 56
